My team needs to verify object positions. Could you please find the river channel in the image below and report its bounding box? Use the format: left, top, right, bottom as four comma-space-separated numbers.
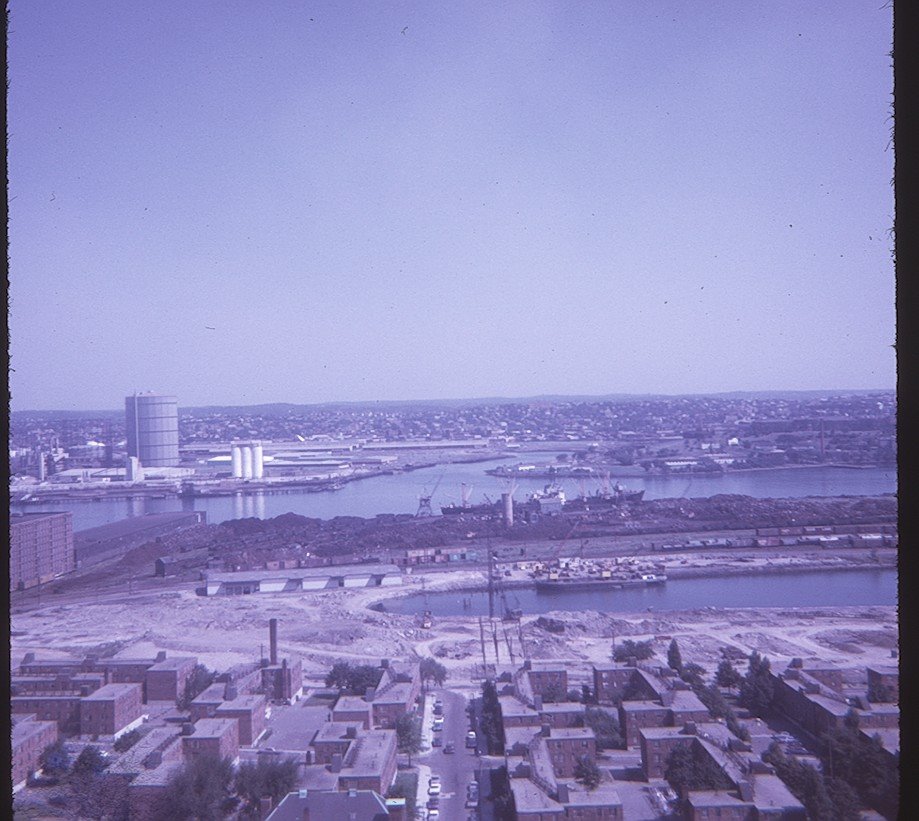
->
10, 460, 897, 533
385, 568, 897, 617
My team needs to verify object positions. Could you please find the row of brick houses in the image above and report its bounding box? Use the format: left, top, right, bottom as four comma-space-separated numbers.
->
330, 660, 422, 730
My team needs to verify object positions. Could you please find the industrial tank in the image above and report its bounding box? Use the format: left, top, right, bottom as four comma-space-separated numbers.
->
125, 393, 180, 467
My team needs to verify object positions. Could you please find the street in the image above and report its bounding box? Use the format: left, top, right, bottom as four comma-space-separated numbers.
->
420, 687, 482, 821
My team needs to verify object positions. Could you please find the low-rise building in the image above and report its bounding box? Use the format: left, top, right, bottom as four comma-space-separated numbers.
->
215, 694, 268, 745
182, 717, 240, 763
145, 656, 198, 703
267, 788, 405, 821
12, 714, 59, 790
80, 682, 144, 738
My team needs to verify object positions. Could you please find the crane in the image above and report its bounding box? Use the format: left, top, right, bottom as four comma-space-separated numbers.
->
416, 472, 445, 517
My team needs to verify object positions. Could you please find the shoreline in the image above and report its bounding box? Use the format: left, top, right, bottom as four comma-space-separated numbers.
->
367, 557, 896, 610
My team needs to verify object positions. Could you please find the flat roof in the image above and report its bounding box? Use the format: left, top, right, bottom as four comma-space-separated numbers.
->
499, 696, 539, 718
108, 727, 182, 775
545, 727, 595, 740
12, 717, 58, 746
264, 703, 330, 753
82, 683, 141, 701
342, 729, 395, 777
192, 683, 227, 704
216, 694, 266, 712
750, 773, 804, 810
621, 700, 669, 714
207, 563, 402, 583
312, 722, 362, 743
190, 718, 237, 738
509, 778, 562, 813
147, 657, 198, 672
334, 695, 370, 712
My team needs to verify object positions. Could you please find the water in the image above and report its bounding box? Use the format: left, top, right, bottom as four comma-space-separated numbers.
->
386, 568, 897, 616
10, 462, 896, 533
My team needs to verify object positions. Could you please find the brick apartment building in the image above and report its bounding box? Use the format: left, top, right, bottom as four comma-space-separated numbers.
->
80, 683, 144, 737
215, 694, 268, 745
145, 656, 198, 702
12, 714, 59, 789
182, 717, 240, 763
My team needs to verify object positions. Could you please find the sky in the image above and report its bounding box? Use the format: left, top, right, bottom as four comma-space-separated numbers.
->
9, 1, 895, 411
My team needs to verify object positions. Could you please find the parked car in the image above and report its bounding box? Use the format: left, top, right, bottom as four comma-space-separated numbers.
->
428, 779, 442, 796
433, 717, 444, 732
465, 731, 477, 748
427, 810, 439, 820
432, 735, 443, 747
444, 742, 455, 754
427, 796, 440, 809
433, 699, 444, 715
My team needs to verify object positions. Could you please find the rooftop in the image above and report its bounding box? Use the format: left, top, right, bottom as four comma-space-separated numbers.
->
206, 563, 402, 584
81, 683, 141, 701
342, 730, 396, 777
264, 703, 331, 753
509, 777, 563, 813
147, 656, 197, 672
267, 789, 389, 821
190, 717, 238, 739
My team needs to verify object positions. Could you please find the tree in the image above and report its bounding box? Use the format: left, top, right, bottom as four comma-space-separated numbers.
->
583, 707, 623, 750
72, 746, 108, 777
667, 639, 683, 673
763, 742, 860, 821
395, 713, 423, 765
154, 754, 233, 821
574, 755, 602, 791
70, 770, 130, 821
39, 740, 70, 775
178, 664, 216, 710
325, 661, 382, 695
679, 662, 706, 688
419, 657, 448, 691
481, 679, 506, 754
866, 680, 895, 703
613, 639, 654, 662
540, 681, 565, 703
113, 729, 142, 752
715, 659, 743, 689
664, 743, 733, 794
234, 758, 298, 817
738, 651, 774, 716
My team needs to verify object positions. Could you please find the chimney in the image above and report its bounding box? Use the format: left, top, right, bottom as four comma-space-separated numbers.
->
330, 753, 343, 773
259, 796, 273, 817
533, 694, 543, 711
269, 619, 278, 665
181, 722, 195, 736
80, 686, 91, 697
738, 779, 754, 802
224, 682, 238, 701
380, 659, 389, 668
556, 783, 570, 803
661, 689, 674, 707
682, 721, 697, 735
790, 657, 803, 668
626, 656, 637, 668
524, 660, 532, 670
156, 651, 167, 663
365, 687, 376, 702
346, 726, 358, 739
540, 724, 551, 737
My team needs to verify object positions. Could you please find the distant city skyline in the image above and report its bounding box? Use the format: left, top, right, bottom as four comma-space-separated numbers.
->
9, 2, 895, 411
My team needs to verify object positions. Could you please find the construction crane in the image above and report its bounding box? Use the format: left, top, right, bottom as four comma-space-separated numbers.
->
416, 472, 445, 517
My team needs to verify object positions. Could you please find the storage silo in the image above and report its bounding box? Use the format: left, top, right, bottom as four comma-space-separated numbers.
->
124, 393, 180, 467
252, 441, 264, 479
241, 446, 253, 479
231, 445, 243, 478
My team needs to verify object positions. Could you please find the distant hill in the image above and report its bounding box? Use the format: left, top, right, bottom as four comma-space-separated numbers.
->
12, 388, 894, 418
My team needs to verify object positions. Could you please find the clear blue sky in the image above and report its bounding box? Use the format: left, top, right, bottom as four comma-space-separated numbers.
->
9, 1, 895, 411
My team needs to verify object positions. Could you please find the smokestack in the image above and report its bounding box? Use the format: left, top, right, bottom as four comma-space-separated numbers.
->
502, 492, 514, 526
269, 619, 278, 665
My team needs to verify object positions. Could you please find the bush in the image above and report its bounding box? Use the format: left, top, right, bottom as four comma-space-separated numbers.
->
39, 741, 70, 775
234, 758, 298, 815
72, 746, 108, 777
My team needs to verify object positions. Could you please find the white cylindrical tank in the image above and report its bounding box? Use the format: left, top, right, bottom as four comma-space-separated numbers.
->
502, 492, 514, 527
252, 441, 264, 479
231, 445, 243, 478
241, 446, 253, 479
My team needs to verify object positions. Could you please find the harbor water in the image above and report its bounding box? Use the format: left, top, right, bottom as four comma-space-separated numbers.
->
386, 567, 897, 616
10, 461, 897, 533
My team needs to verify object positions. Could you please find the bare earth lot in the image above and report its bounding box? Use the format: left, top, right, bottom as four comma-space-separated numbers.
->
10, 561, 897, 684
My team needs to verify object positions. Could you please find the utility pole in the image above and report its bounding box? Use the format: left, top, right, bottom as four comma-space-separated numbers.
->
503, 625, 516, 665
478, 617, 488, 670
491, 620, 501, 664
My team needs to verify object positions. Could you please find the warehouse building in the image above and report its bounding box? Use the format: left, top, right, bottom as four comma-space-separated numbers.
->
203, 564, 403, 596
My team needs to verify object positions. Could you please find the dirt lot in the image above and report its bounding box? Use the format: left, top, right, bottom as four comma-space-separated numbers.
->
10, 559, 897, 686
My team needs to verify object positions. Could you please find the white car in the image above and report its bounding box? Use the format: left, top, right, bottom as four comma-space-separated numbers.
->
428, 780, 442, 796
427, 811, 440, 820
432, 717, 444, 731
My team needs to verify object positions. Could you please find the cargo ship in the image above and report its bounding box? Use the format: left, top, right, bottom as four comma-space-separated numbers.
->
534, 572, 666, 592
563, 483, 644, 510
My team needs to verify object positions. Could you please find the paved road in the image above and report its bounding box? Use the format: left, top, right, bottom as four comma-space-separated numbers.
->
421, 687, 481, 821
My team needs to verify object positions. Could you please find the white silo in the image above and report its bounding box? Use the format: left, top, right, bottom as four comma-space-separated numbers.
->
231, 445, 243, 478
252, 441, 264, 479
241, 446, 253, 479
